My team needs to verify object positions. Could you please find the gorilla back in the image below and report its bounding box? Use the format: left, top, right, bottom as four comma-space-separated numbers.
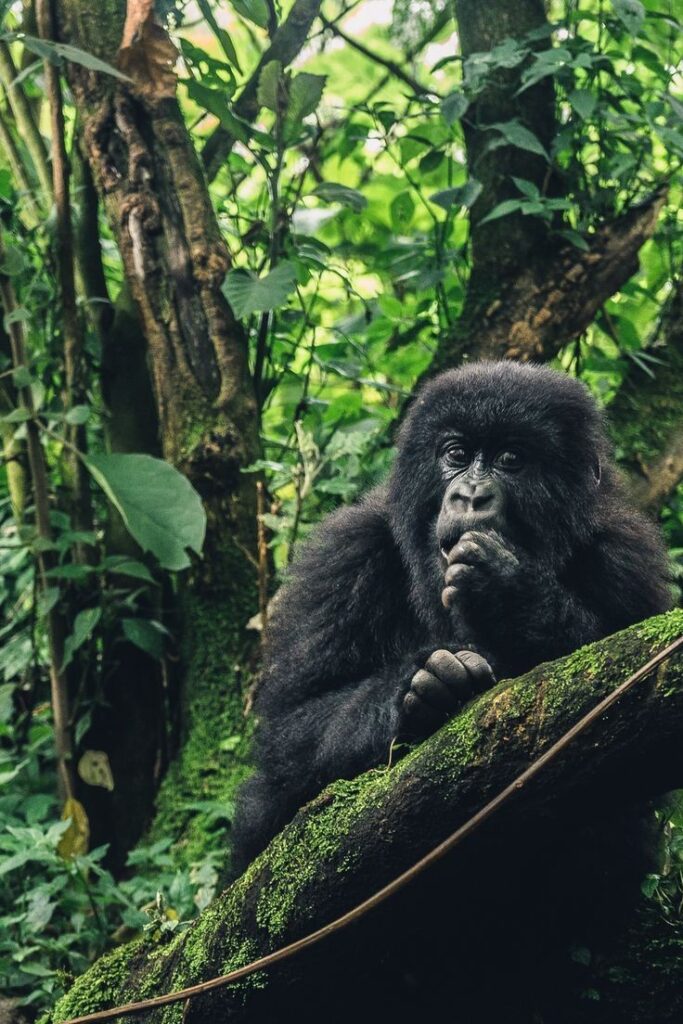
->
232, 360, 671, 870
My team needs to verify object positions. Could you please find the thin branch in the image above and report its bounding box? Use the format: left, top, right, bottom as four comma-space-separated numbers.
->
202, 0, 323, 181
318, 13, 439, 97
0, 102, 40, 224
0, 39, 51, 199
36, 0, 92, 557
0, 232, 75, 803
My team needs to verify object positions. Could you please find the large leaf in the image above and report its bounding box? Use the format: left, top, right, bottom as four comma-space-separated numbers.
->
612, 0, 645, 33
488, 119, 548, 159
441, 91, 469, 125
312, 182, 367, 212
10, 34, 132, 81
223, 262, 297, 318
62, 607, 101, 670
85, 454, 206, 571
284, 72, 326, 140
231, 0, 270, 29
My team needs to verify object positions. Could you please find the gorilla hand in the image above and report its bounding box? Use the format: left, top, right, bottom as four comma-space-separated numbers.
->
442, 530, 520, 610
402, 649, 495, 737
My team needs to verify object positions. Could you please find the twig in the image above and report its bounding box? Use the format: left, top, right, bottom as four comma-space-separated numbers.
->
256, 480, 269, 632
0, 40, 51, 198
56, 633, 683, 1024
319, 13, 439, 97
0, 232, 75, 802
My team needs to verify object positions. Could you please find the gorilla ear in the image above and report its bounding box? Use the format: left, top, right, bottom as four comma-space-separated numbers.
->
593, 457, 602, 485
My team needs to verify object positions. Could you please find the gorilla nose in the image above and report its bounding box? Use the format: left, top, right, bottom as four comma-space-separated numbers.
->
448, 480, 498, 516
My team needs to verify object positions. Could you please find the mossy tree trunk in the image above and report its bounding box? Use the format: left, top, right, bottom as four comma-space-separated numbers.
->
56, 0, 261, 861
50, 611, 683, 1024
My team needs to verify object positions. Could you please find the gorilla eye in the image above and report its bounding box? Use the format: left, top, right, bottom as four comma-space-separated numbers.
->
442, 443, 469, 467
495, 449, 524, 471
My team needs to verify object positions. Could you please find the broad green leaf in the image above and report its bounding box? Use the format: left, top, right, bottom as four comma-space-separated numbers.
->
65, 404, 91, 425
230, 0, 270, 29
390, 191, 415, 232
568, 89, 597, 120
103, 556, 156, 584
257, 60, 282, 111
441, 91, 469, 125
122, 618, 166, 659
511, 177, 540, 199
284, 72, 326, 140
85, 454, 206, 571
478, 199, 524, 225
223, 262, 297, 318
312, 182, 367, 212
489, 120, 548, 158
62, 607, 101, 670
612, 0, 645, 33
12, 365, 32, 388
431, 180, 482, 211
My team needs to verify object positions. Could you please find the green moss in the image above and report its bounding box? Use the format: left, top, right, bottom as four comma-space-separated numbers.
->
151, 533, 258, 867
50, 941, 140, 1022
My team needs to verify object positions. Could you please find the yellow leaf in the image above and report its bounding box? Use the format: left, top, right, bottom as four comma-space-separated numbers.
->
78, 750, 115, 791
57, 797, 90, 859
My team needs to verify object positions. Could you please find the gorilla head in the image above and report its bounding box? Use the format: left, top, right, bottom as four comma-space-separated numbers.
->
388, 362, 619, 631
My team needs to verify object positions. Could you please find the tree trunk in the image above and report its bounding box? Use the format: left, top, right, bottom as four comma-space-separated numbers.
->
49, 610, 683, 1024
57, 0, 261, 861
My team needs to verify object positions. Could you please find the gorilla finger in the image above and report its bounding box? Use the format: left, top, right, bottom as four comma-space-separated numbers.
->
446, 538, 484, 566
442, 585, 458, 609
411, 667, 462, 710
424, 650, 471, 693
455, 651, 496, 690
402, 690, 445, 735
444, 562, 474, 587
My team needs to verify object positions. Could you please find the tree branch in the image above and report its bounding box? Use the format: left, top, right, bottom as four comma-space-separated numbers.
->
50, 610, 683, 1024
434, 186, 667, 369
201, 0, 323, 182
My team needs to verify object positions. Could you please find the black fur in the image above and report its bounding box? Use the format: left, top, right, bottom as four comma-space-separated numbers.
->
232, 361, 671, 870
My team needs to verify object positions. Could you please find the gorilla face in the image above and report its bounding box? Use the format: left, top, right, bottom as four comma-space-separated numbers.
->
388, 360, 611, 626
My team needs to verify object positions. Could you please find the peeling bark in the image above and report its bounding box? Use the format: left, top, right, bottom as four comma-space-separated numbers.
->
50, 611, 683, 1024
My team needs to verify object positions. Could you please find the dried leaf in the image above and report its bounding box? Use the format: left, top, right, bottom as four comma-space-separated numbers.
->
57, 797, 90, 858
118, 0, 177, 100
78, 750, 115, 792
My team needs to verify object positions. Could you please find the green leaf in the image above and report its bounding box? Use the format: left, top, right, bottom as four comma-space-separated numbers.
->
430, 180, 483, 211
11, 365, 32, 388
65, 404, 91, 425
441, 91, 469, 125
229, 0, 269, 27
390, 191, 415, 232
62, 607, 101, 670
312, 182, 367, 212
0, 244, 25, 276
1, 408, 30, 423
103, 556, 156, 585
489, 120, 548, 158
85, 454, 206, 571
196, 0, 242, 72
612, 0, 645, 33
17, 35, 132, 81
257, 60, 282, 111
284, 72, 326, 140
122, 618, 166, 659
511, 177, 540, 199
568, 88, 597, 120
478, 199, 524, 225
223, 262, 297, 319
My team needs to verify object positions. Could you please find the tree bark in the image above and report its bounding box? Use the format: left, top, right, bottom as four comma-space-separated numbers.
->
56, 0, 261, 860
50, 610, 683, 1024
609, 280, 683, 513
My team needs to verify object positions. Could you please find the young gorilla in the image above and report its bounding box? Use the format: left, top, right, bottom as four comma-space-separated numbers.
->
232, 361, 671, 870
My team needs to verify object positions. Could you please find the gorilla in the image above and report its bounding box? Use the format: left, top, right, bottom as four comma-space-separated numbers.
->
232, 360, 671, 870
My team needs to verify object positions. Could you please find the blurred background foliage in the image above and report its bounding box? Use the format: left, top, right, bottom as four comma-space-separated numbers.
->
0, 0, 679, 1012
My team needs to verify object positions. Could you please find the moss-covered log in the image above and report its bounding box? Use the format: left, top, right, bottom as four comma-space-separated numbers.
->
50, 610, 683, 1024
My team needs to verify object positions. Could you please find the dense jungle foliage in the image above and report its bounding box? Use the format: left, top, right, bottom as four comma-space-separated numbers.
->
0, 0, 680, 1014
